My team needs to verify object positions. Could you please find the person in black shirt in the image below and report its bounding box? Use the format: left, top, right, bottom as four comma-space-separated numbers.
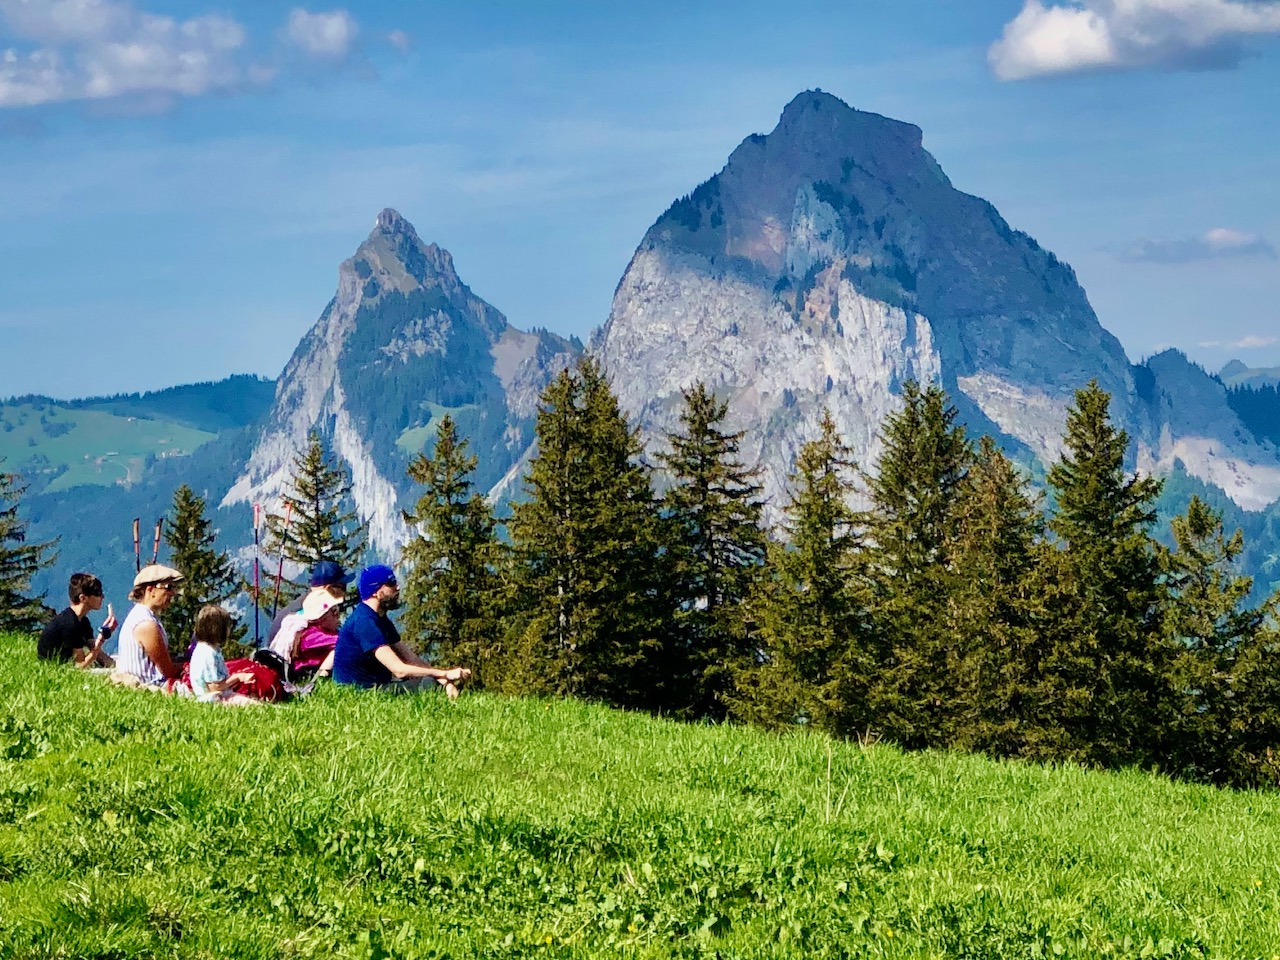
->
37, 572, 118, 667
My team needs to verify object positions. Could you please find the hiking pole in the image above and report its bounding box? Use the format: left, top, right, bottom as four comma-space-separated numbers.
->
271, 502, 293, 619
151, 519, 163, 564
252, 502, 261, 646
132, 518, 141, 573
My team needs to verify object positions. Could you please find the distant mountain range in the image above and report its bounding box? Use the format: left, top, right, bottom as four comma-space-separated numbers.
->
9, 90, 1280, 607
1219, 360, 1280, 390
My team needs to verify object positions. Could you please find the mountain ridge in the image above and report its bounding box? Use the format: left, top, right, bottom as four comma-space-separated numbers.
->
595, 89, 1280, 518
12, 91, 1280, 605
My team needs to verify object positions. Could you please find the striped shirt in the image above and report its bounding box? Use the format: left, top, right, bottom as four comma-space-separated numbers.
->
116, 603, 168, 686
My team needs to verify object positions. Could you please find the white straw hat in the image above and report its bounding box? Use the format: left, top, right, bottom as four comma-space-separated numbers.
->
132, 564, 184, 588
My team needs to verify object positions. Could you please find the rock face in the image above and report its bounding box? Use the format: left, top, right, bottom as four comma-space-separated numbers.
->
1136, 350, 1280, 511
224, 209, 579, 554
594, 91, 1280, 514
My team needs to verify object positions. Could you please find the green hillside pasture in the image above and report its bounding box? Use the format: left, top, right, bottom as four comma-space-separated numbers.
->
0, 403, 215, 492
395, 402, 480, 456
2, 633, 1280, 959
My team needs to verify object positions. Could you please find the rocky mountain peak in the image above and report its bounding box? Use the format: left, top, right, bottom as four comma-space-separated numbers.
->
374, 207, 412, 234
596, 90, 1205, 519
224, 209, 578, 554
351, 209, 473, 313
766, 90, 930, 182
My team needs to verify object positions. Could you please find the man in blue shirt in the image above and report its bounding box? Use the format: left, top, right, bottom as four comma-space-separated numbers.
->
332, 564, 471, 696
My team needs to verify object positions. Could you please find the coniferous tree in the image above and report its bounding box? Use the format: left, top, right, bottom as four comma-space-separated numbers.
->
659, 381, 766, 720
1162, 495, 1275, 782
733, 411, 871, 735
1223, 615, 1280, 788
947, 436, 1048, 757
504, 358, 669, 710
1044, 380, 1171, 767
160, 484, 244, 651
0, 466, 56, 634
401, 415, 503, 686
263, 431, 367, 601
862, 381, 971, 748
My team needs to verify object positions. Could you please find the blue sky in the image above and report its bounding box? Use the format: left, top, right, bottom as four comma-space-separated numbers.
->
2, 0, 1278, 398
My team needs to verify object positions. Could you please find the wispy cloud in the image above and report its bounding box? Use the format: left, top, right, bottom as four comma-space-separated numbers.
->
0, 0, 262, 108
1199, 334, 1279, 349
1118, 228, 1277, 263
989, 0, 1280, 80
386, 29, 412, 55
284, 8, 358, 61
0, 2, 390, 110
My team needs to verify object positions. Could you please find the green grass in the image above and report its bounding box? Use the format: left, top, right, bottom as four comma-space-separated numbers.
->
3, 631, 1280, 959
0, 404, 215, 491
395, 403, 479, 456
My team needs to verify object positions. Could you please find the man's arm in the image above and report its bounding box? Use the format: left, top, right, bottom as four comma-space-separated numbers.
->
373, 643, 469, 683
136, 621, 183, 680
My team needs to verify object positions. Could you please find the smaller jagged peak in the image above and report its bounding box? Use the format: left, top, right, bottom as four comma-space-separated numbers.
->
352, 208, 464, 292
373, 207, 414, 236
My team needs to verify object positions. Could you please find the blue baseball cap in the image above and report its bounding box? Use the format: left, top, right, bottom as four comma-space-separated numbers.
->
310, 561, 355, 587
358, 564, 398, 600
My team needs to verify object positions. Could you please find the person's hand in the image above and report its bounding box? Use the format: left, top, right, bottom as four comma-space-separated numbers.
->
230, 671, 255, 685
103, 605, 117, 631
445, 667, 471, 683
443, 680, 460, 701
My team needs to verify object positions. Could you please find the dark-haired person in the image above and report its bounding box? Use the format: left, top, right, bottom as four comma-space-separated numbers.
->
332, 565, 470, 697
37, 572, 118, 668
112, 564, 187, 691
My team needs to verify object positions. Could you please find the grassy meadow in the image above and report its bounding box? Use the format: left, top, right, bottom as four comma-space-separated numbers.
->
0, 404, 215, 492
3, 632, 1280, 959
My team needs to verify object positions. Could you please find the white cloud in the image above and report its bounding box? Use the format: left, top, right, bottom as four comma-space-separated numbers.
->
0, 0, 130, 45
284, 8, 358, 60
0, 0, 260, 108
1199, 334, 1278, 349
1119, 227, 1277, 263
989, 0, 1280, 80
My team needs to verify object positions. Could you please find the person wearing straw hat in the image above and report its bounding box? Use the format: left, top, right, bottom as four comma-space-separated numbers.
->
112, 564, 187, 691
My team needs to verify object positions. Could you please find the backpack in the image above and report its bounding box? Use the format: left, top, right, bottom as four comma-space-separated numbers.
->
226, 657, 287, 703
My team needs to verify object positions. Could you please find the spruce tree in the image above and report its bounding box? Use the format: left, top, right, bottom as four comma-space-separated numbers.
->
504, 357, 669, 710
947, 436, 1047, 757
1044, 380, 1170, 767
160, 484, 244, 652
0, 466, 56, 634
1223, 615, 1280, 788
263, 431, 367, 601
1162, 495, 1274, 782
733, 410, 871, 735
658, 381, 766, 720
861, 381, 971, 748
401, 415, 502, 686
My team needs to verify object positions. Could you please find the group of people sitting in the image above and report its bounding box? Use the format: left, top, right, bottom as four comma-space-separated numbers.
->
36, 560, 472, 704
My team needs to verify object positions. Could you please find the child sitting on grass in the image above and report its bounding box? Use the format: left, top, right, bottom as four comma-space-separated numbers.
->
189, 605, 259, 706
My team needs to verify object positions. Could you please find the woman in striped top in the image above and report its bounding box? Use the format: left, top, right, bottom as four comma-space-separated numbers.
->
114, 564, 186, 689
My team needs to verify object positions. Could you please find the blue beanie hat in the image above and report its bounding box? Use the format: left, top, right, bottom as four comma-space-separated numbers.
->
358, 564, 397, 601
